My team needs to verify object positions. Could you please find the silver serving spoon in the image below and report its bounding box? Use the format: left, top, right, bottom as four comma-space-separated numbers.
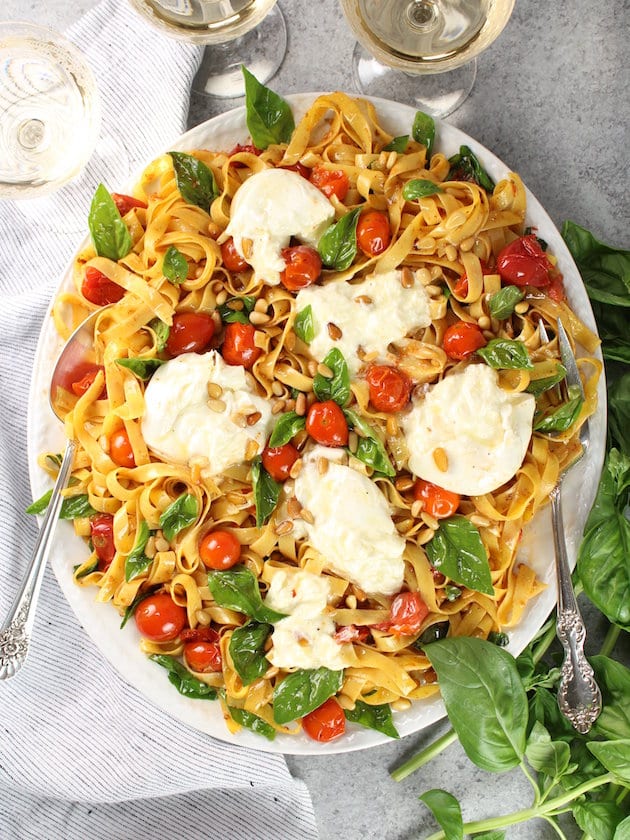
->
0, 307, 107, 680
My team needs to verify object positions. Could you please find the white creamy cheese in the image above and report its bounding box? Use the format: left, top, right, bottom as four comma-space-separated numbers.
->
402, 363, 536, 496
264, 569, 352, 671
221, 168, 335, 285
293, 447, 406, 596
294, 269, 432, 374
141, 351, 273, 475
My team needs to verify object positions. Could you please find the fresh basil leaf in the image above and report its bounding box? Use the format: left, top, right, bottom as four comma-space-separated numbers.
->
147, 317, 170, 352
313, 347, 351, 406
120, 587, 157, 629
587, 740, 630, 783
228, 706, 275, 740
613, 815, 630, 840
317, 207, 361, 271
218, 295, 256, 326
26, 489, 53, 515
474, 833, 506, 840
273, 667, 344, 725
573, 800, 627, 840
527, 685, 575, 741
294, 305, 315, 343
487, 631, 510, 647
124, 520, 152, 582
344, 700, 399, 739
591, 656, 630, 741
425, 637, 528, 772
343, 408, 395, 477
412, 621, 450, 651
447, 145, 495, 192
534, 384, 583, 432
477, 338, 534, 370
150, 654, 217, 700
412, 111, 435, 158
61, 494, 98, 520
159, 493, 198, 542
116, 357, 165, 380
526, 364, 567, 397
525, 721, 571, 779
608, 371, 630, 455
250, 457, 282, 528
425, 516, 493, 596
88, 183, 133, 261
229, 621, 272, 685
562, 220, 630, 308
207, 565, 286, 623
242, 65, 295, 149
488, 286, 525, 319
74, 557, 99, 580
169, 151, 218, 212
162, 245, 188, 285
269, 411, 306, 447
443, 585, 462, 602
383, 135, 409, 153
419, 789, 463, 840
577, 449, 630, 630
402, 179, 443, 200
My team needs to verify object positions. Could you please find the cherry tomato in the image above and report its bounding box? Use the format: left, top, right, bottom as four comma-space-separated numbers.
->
165, 311, 215, 357
333, 624, 370, 644
496, 235, 554, 287
134, 592, 187, 642
413, 479, 460, 519
302, 697, 346, 742
184, 640, 223, 673
356, 210, 392, 256
109, 427, 136, 468
366, 365, 411, 413
305, 400, 349, 447
546, 273, 566, 302
221, 322, 262, 369
181, 626, 220, 644
373, 591, 429, 636
90, 513, 115, 570
309, 166, 349, 201
442, 321, 487, 360
280, 245, 322, 292
221, 237, 249, 272
70, 364, 106, 399
281, 161, 310, 179
261, 442, 300, 482
199, 530, 241, 570
227, 142, 261, 167
453, 275, 469, 298
111, 192, 147, 215
81, 266, 125, 306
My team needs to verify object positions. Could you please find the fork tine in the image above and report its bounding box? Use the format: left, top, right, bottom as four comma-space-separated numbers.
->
557, 319, 586, 402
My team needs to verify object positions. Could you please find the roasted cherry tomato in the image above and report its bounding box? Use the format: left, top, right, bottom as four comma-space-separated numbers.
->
81, 266, 125, 306
109, 427, 136, 468
184, 640, 223, 673
366, 365, 412, 413
220, 237, 249, 272
302, 697, 346, 742
227, 143, 261, 167
442, 320, 487, 360
181, 626, 220, 644
261, 442, 300, 482
333, 624, 370, 644
373, 591, 429, 636
453, 275, 469, 298
496, 235, 554, 287
546, 273, 566, 302
280, 245, 322, 292
89, 513, 115, 570
111, 192, 147, 215
356, 210, 392, 256
221, 322, 262, 369
281, 161, 310, 179
134, 592, 187, 642
165, 311, 215, 357
309, 166, 349, 201
306, 400, 349, 447
70, 364, 106, 399
199, 529, 241, 570
413, 479, 460, 519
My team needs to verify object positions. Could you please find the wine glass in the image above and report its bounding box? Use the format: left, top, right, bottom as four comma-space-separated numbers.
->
340, 0, 515, 118
128, 0, 287, 98
0, 22, 101, 199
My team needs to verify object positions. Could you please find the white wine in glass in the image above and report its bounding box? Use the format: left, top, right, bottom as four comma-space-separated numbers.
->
340, 0, 515, 117
128, 0, 286, 97
0, 22, 101, 200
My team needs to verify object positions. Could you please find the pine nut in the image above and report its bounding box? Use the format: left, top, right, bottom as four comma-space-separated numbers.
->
246, 411, 262, 426
348, 431, 359, 453
285, 398, 296, 412
386, 415, 399, 436
327, 322, 343, 340
231, 412, 248, 428
421, 511, 439, 530
227, 298, 243, 311
514, 301, 529, 314
245, 439, 259, 460
425, 284, 443, 297
99, 435, 109, 452
274, 519, 294, 536
195, 610, 211, 626
295, 392, 307, 416
289, 458, 303, 479
317, 457, 329, 475
155, 535, 170, 552
354, 294, 373, 305
307, 360, 319, 377
400, 267, 415, 288
416, 268, 432, 286
287, 497, 302, 519
254, 297, 268, 313
300, 508, 315, 524
411, 500, 423, 518
241, 238, 253, 259
317, 363, 334, 378
145, 536, 156, 559
207, 398, 226, 413
271, 381, 284, 396
272, 400, 285, 415
386, 150, 397, 169
285, 330, 297, 351
391, 698, 412, 712
470, 514, 491, 528
430, 265, 443, 280
477, 315, 491, 330
249, 310, 271, 325
432, 447, 449, 472
207, 382, 223, 399
345, 594, 357, 609
445, 244, 458, 262
215, 289, 228, 306
460, 236, 476, 252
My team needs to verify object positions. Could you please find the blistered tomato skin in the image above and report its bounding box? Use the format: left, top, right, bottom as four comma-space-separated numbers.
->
373, 591, 429, 636
413, 479, 460, 519
165, 312, 215, 357
134, 593, 187, 642
309, 166, 349, 201
305, 400, 349, 447
221, 237, 249, 272
81, 266, 125, 306
442, 320, 487, 360
496, 235, 553, 287
221, 322, 262, 369
90, 513, 116, 570
366, 365, 412, 413
184, 641, 222, 673
356, 211, 392, 256
302, 697, 346, 742
280, 245, 322, 292
109, 427, 136, 468
199, 530, 241, 570
111, 192, 147, 215
262, 443, 300, 481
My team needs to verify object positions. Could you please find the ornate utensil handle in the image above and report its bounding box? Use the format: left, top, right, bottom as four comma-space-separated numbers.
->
551, 485, 602, 734
0, 438, 77, 680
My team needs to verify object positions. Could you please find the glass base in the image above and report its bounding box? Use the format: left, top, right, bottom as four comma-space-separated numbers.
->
193, 5, 287, 98
351, 42, 477, 119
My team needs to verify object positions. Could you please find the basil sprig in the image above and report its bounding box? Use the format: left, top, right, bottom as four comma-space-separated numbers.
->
228, 706, 276, 741
477, 338, 534, 370
88, 183, 133, 261
150, 654, 217, 700
344, 700, 400, 739
447, 145, 495, 192
425, 515, 494, 596
312, 348, 351, 406
159, 493, 198, 541
250, 457, 282, 527
147, 317, 170, 351
229, 621, 272, 685
169, 151, 218, 212
343, 408, 395, 477
116, 357, 165, 381
412, 111, 435, 158
402, 179, 443, 200
269, 410, 306, 447
488, 286, 525, 319
294, 305, 315, 343
533, 384, 584, 433
526, 364, 567, 397
162, 245, 188, 285
207, 565, 286, 623
383, 135, 409, 153
242, 65, 295, 149
273, 667, 344, 725
318, 207, 361, 271
218, 295, 256, 325
124, 520, 153, 582
26, 491, 97, 519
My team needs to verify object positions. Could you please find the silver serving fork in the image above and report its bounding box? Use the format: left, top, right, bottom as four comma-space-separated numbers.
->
539, 318, 602, 734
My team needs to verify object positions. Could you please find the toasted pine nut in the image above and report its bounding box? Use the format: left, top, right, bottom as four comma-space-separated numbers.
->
145, 536, 156, 559
430, 265, 443, 280
391, 698, 412, 712
195, 610, 212, 626
207, 398, 226, 413
460, 236, 476, 252
227, 298, 243, 311
207, 382, 223, 399
285, 330, 297, 351
386, 150, 397, 169
274, 519, 294, 536
317, 457, 329, 475
215, 289, 228, 306
354, 294, 373, 305
287, 497, 302, 519
271, 400, 285, 415
425, 284, 443, 297
400, 266, 415, 288
418, 528, 435, 545
245, 439, 259, 460
295, 392, 307, 416
395, 476, 414, 492
327, 322, 343, 340
271, 380, 285, 396
241, 238, 253, 259
514, 301, 529, 314
317, 363, 334, 379
285, 398, 296, 412
421, 511, 439, 530
254, 297, 268, 313
477, 315, 491, 330
348, 431, 359, 453
246, 411, 262, 426
231, 412, 248, 428
445, 244, 458, 262
300, 508, 315, 524
386, 415, 399, 437
345, 594, 357, 609
307, 359, 319, 377
249, 310, 271, 325
99, 435, 109, 452
416, 268, 432, 285
411, 500, 423, 519
155, 536, 170, 553
289, 458, 303, 479
432, 446, 449, 472
207, 222, 221, 239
